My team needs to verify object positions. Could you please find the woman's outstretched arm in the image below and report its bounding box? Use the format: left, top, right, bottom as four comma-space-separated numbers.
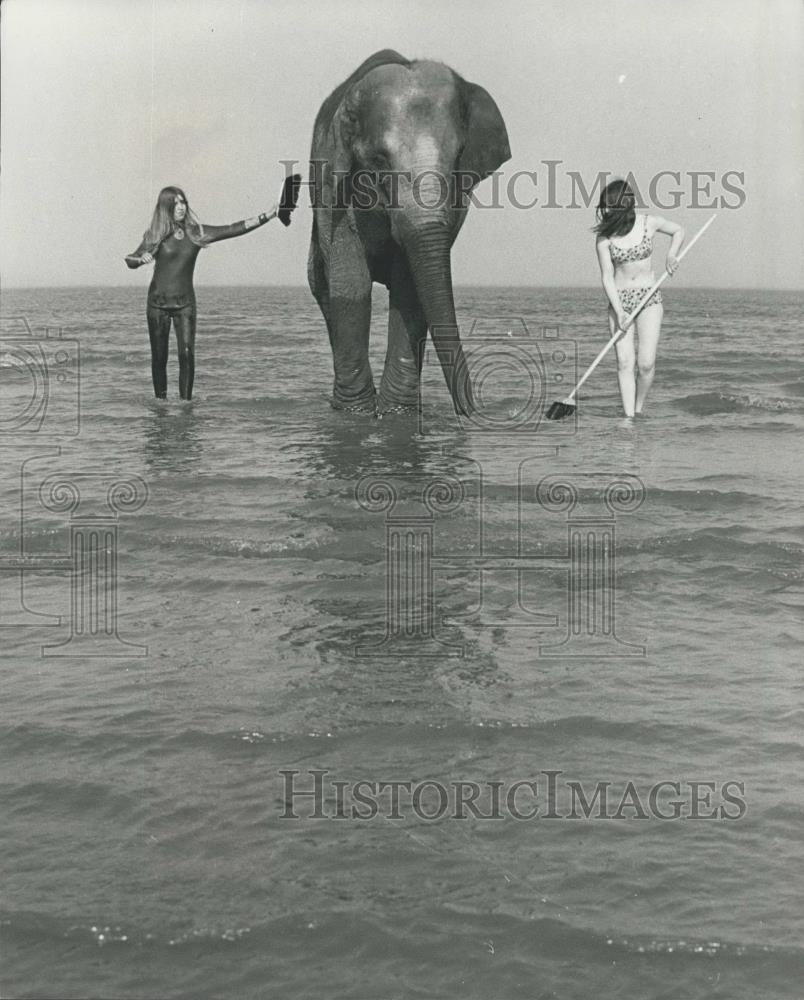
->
201, 204, 278, 244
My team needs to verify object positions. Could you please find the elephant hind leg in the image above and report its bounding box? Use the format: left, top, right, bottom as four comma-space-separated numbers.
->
377, 253, 427, 414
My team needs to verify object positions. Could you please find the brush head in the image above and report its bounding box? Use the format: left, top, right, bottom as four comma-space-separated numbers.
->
545, 400, 576, 421
278, 174, 302, 226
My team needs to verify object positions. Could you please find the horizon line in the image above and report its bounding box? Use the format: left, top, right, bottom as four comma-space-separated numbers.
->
2, 283, 803, 293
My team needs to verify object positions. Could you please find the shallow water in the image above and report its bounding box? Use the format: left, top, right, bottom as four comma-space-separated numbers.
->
1, 285, 802, 998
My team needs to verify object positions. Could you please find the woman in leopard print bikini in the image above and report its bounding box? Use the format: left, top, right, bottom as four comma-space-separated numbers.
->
594, 179, 685, 417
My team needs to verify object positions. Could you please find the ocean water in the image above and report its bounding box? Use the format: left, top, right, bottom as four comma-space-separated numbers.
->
1, 284, 802, 999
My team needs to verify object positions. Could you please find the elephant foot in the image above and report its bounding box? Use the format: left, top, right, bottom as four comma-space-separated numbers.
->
377, 383, 420, 416
330, 394, 378, 415
376, 401, 418, 418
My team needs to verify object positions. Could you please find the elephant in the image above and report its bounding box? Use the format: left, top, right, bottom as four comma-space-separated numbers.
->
307, 49, 511, 416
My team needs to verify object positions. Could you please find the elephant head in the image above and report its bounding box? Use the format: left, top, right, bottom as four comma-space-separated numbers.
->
309, 51, 511, 415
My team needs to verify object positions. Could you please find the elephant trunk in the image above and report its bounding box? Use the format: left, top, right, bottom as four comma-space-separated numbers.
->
398, 221, 475, 416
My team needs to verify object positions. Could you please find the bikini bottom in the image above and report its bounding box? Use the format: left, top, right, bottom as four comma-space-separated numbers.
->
617, 286, 663, 312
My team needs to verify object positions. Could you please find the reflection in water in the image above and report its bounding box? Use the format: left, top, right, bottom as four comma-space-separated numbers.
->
142, 401, 204, 474
290, 409, 447, 487
604, 416, 664, 483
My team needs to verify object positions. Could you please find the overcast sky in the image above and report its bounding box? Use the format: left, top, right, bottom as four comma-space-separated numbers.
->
1, 0, 801, 288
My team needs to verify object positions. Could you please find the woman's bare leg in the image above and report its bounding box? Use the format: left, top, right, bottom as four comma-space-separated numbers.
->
634, 303, 663, 414
610, 308, 636, 417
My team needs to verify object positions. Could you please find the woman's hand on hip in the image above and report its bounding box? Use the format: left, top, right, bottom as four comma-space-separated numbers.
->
141, 252, 154, 265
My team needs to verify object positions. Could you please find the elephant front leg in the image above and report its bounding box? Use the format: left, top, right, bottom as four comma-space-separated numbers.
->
327, 231, 376, 412
377, 254, 428, 414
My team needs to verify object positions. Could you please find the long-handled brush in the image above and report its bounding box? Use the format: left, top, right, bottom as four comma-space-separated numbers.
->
545, 213, 717, 421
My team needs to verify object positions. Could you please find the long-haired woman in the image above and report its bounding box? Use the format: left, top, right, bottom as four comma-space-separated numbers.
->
126, 186, 277, 400
594, 179, 685, 416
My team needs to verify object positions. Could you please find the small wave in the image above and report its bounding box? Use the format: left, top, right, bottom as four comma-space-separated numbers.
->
153, 527, 337, 559
616, 528, 802, 565
604, 932, 799, 962
680, 419, 801, 435
439, 905, 804, 968
676, 391, 804, 416
0, 717, 166, 758
457, 714, 706, 745
6, 907, 802, 971
2, 780, 142, 820
687, 473, 755, 484
637, 486, 770, 510
0, 910, 254, 952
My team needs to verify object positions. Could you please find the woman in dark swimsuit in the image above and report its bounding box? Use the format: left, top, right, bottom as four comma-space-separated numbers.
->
125, 187, 277, 400
594, 180, 685, 417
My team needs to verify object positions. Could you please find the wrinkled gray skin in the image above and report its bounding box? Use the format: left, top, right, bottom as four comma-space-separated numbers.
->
308, 50, 511, 415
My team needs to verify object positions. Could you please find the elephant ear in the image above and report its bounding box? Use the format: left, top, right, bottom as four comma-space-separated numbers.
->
328, 98, 360, 211
317, 92, 359, 218
458, 82, 511, 189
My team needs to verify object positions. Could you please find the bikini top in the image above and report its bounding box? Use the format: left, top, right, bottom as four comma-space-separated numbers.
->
609, 215, 652, 264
